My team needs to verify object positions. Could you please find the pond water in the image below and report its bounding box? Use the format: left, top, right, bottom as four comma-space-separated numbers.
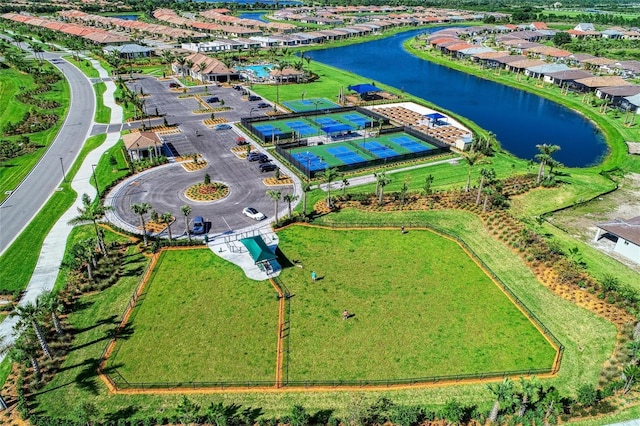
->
239, 12, 269, 23
113, 15, 138, 20
307, 28, 608, 167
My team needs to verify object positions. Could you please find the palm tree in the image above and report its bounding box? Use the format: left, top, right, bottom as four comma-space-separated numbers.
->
486, 377, 514, 423
69, 193, 111, 256
301, 181, 311, 219
516, 376, 541, 418
321, 168, 340, 209
623, 364, 640, 394
185, 59, 194, 78
377, 172, 392, 205
199, 61, 208, 82
11, 331, 41, 383
342, 178, 350, 195
476, 167, 496, 205
176, 55, 187, 77
38, 291, 64, 335
535, 143, 561, 184
130, 202, 151, 246
71, 239, 97, 281
181, 205, 192, 243
463, 151, 483, 192
282, 193, 299, 219
12, 301, 52, 359
161, 50, 175, 69
267, 190, 282, 223
161, 212, 174, 242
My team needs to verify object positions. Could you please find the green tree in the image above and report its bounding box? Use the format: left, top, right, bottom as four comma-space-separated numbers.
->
282, 193, 299, 219
321, 168, 340, 209
161, 212, 174, 242
377, 172, 392, 205
576, 383, 598, 407
130, 202, 151, 246
177, 396, 201, 425
181, 204, 192, 243
622, 364, 640, 394
424, 174, 434, 195
342, 177, 350, 195
476, 167, 496, 205
38, 291, 64, 335
463, 151, 484, 192
486, 377, 514, 423
289, 404, 310, 426
69, 193, 111, 256
11, 331, 41, 382
440, 399, 464, 426
301, 181, 311, 219
553, 32, 572, 46
12, 301, 51, 359
267, 190, 282, 223
516, 376, 541, 418
206, 402, 230, 426
535, 143, 561, 184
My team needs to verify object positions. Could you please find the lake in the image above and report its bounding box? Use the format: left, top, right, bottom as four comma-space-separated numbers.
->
307, 28, 608, 167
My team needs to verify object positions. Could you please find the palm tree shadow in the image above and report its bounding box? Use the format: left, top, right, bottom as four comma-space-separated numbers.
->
104, 405, 139, 423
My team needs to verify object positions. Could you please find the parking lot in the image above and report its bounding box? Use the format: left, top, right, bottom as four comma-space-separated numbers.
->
107, 76, 298, 237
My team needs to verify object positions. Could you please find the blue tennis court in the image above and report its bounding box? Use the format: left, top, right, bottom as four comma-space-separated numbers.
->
390, 136, 435, 153
314, 117, 340, 126
359, 141, 398, 159
285, 120, 317, 137
342, 113, 372, 128
291, 151, 327, 171
326, 146, 366, 165
254, 124, 285, 137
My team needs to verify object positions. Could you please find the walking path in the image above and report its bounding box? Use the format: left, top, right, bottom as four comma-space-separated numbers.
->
0, 55, 123, 355
315, 156, 461, 191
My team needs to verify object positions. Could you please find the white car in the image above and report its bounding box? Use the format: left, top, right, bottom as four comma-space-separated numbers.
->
242, 207, 266, 221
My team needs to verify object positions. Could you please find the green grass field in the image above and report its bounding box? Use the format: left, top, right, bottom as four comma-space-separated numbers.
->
277, 226, 557, 382
110, 249, 278, 383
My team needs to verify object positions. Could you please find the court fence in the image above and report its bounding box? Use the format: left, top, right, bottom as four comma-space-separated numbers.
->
99, 222, 563, 391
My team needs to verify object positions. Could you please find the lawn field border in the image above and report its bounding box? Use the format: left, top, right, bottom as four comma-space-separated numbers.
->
97, 225, 562, 394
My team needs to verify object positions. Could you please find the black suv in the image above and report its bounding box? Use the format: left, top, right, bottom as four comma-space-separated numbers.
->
259, 163, 277, 172
248, 95, 261, 101
247, 152, 267, 162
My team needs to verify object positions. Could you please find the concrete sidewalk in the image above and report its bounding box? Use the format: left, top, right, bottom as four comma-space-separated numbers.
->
0, 54, 124, 354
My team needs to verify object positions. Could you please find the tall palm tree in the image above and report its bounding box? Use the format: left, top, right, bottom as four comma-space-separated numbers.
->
181, 204, 192, 242
176, 55, 187, 77
463, 151, 483, 192
266, 190, 282, 224
130, 202, 151, 246
161, 212, 174, 242
517, 377, 541, 418
38, 291, 64, 336
71, 239, 97, 281
301, 181, 311, 219
199, 61, 208, 82
11, 331, 41, 383
476, 167, 496, 205
12, 301, 52, 359
321, 168, 340, 209
185, 59, 194, 78
535, 143, 561, 184
282, 193, 299, 218
377, 172, 392, 205
69, 193, 111, 256
486, 377, 513, 423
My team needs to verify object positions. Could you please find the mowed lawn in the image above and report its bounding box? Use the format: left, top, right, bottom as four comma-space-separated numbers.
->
111, 249, 279, 383
277, 226, 557, 382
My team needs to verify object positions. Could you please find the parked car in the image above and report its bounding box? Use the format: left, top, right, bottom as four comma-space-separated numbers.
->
206, 97, 219, 103
192, 216, 206, 234
248, 95, 261, 101
233, 85, 244, 91
257, 102, 270, 109
258, 156, 271, 164
169, 82, 179, 88
236, 137, 248, 146
214, 123, 232, 130
259, 163, 278, 172
247, 152, 267, 162
242, 207, 266, 221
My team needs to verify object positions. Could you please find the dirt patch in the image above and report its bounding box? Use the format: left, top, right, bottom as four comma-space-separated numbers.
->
548, 173, 640, 272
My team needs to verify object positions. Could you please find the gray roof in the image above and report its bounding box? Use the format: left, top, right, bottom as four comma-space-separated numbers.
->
598, 85, 640, 97
459, 47, 494, 55
624, 93, 640, 107
104, 43, 151, 54
545, 69, 594, 81
526, 63, 570, 74
597, 216, 640, 246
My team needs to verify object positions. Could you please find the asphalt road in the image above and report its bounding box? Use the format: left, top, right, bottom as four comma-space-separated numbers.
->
107, 76, 294, 236
0, 53, 96, 255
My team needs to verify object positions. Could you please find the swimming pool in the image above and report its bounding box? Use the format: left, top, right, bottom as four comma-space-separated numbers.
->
236, 64, 274, 79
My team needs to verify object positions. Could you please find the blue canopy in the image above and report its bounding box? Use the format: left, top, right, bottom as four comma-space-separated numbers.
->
322, 124, 353, 134
425, 112, 446, 121
347, 84, 381, 94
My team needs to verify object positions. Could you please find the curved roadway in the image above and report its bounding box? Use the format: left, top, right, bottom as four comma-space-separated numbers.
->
0, 52, 96, 255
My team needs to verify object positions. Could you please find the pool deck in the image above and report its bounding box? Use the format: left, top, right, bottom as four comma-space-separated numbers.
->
362, 101, 468, 132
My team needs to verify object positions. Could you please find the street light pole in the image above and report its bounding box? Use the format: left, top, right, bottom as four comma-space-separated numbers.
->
91, 164, 100, 197
59, 157, 66, 183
